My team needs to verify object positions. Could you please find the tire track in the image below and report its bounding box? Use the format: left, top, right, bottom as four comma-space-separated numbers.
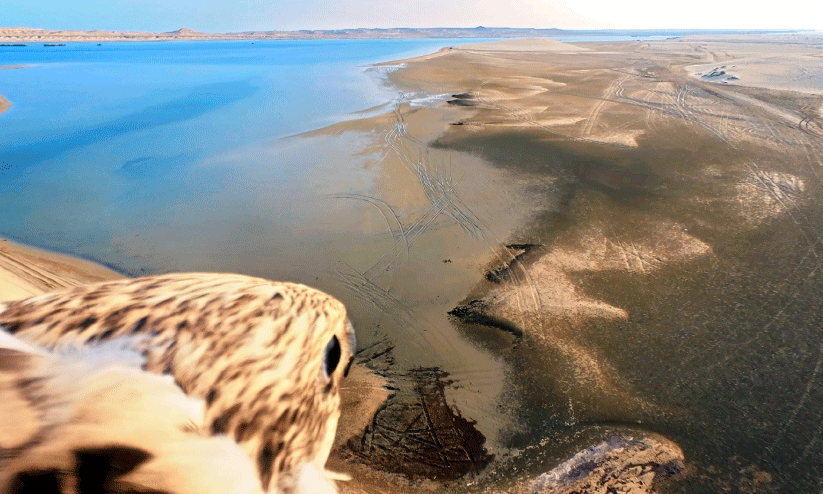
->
580, 73, 629, 139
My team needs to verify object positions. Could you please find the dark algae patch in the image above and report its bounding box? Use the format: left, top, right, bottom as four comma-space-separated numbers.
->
448, 92, 478, 106
483, 243, 542, 284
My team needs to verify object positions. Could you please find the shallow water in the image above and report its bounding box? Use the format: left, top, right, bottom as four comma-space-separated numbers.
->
0, 39, 492, 268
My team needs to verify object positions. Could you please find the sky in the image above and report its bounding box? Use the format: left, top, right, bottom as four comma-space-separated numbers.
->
2, 0, 821, 32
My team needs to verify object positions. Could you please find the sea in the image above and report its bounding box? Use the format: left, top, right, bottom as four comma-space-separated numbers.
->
0, 39, 480, 267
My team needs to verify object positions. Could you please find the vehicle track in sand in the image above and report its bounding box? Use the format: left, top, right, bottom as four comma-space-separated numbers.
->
580, 73, 630, 139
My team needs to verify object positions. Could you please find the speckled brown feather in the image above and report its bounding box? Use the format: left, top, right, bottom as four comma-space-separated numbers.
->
0, 273, 355, 494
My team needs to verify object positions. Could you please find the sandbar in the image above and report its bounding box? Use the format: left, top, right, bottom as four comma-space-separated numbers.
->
0, 236, 123, 302
456, 38, 590, 52
0, 95, 9, 115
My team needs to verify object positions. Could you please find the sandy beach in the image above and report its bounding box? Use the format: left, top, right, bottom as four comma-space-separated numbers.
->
3, 32, 823, 493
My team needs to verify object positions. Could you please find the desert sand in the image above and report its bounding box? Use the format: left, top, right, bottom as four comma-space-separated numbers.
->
456, 38, 590, 53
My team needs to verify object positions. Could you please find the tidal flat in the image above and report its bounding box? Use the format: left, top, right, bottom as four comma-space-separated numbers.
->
2, 33, 823, 493
320, 34, 823, 493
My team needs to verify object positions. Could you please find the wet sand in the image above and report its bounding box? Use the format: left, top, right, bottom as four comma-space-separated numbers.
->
319, 34, 823, 493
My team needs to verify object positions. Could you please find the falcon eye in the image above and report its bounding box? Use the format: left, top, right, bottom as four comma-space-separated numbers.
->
323, 335, 341, 378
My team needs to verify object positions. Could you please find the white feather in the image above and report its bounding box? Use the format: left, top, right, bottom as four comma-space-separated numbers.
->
0, 329, 264, 494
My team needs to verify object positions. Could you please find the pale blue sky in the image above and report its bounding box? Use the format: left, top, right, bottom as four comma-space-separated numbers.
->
2, 0, 820, 32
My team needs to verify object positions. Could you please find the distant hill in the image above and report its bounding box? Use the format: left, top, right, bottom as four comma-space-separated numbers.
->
168, 27, 203, 36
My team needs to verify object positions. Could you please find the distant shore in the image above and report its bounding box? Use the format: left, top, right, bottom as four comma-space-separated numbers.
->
0, 26, 803, 43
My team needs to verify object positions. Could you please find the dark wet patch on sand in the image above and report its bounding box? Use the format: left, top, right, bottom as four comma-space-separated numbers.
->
340, 367, 494, 482
447, 299, 523, 342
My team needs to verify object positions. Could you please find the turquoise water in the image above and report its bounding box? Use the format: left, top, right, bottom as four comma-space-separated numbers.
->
0, 39, 492, 269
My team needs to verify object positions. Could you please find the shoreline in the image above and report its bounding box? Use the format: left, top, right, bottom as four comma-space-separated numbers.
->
324, 34, 823, 492
310, 39, 697, 492
1, 92, 124, 299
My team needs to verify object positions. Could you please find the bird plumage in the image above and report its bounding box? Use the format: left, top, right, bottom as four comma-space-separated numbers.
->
0, 273, 355, 494
0, 328, 264, 494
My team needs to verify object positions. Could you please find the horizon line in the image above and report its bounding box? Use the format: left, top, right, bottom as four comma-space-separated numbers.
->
1, 26, 815, 35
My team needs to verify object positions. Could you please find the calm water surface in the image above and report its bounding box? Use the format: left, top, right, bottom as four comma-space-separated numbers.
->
0, 39, 494, 269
